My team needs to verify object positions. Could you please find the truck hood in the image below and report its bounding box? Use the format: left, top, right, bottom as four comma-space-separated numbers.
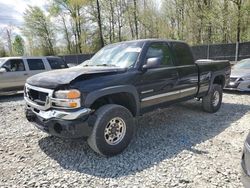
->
27, 66, 126, 89
231, 68, 250, 78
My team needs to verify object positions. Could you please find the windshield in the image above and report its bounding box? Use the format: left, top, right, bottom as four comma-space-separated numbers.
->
81, 42, 143, 68
234, 59, 250, 69
0, 58, 6, 67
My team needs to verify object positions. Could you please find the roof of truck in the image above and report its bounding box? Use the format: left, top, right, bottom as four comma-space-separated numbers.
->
108, 39, 188, 47
0, 56, 60, 59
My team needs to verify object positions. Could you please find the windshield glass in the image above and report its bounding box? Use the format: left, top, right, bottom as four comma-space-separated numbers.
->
0, 58, 6, 67
234, 59, 250, 69
81, 42, 143, 68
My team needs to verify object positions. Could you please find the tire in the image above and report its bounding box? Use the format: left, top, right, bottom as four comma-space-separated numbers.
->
202, 84, 223, 113
87, 104, 135, 156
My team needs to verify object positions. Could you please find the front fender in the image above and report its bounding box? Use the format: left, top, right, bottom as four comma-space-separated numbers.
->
84, 85, 140, 116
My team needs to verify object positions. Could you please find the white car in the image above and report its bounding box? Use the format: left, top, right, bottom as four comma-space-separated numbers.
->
225, 58, 250, 91
0, 56, 68, 93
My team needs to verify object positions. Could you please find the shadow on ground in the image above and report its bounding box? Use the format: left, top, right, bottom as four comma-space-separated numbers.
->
38, 100, 250, 178
0, 92, 24, 102
224, 90, 250, 95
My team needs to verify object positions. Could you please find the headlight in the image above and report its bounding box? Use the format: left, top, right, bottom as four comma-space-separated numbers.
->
242, 77, 250, 81
53, 89, 81, 108
54, 89, 81, 99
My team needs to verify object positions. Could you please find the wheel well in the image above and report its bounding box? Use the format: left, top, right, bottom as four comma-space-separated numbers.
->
90, 93, 137, 117
213, 75, 225, 87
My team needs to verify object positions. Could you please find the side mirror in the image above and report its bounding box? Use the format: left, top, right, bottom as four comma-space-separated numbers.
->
0, 67, 6, 73
143, 57, 161, 70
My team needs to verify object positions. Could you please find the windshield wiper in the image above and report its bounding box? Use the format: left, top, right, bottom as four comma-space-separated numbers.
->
96, 64, 118, 67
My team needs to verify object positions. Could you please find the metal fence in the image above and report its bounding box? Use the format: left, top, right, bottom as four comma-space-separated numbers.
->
60, 42, 250, 65
191, 42, 250, 62
60, 54, 94, 65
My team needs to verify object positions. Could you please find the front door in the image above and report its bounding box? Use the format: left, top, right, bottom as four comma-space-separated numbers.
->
0, 59, 28, 91
136, 42, 180, 111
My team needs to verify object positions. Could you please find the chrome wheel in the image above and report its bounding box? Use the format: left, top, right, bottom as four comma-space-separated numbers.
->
104, 117, 126, 145
212, 91, 220, 107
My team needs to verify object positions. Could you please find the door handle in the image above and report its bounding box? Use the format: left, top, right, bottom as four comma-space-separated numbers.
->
24, 73, 28, 76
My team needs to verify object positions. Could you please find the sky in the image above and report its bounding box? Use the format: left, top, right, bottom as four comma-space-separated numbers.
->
0, 0, 162, 41
0, 0, 48, 35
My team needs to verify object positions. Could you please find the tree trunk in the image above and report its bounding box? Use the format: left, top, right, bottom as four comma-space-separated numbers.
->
133, 0, 139, 39
109, 0, 115, 41
96, 0, 104, 47
6, 28, 12, 55
236, 1, 242, 42
222, 0, 229, 43
62, 16, 72, 53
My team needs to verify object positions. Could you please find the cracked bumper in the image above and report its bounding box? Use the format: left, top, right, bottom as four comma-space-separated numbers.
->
25, 106, 94, 138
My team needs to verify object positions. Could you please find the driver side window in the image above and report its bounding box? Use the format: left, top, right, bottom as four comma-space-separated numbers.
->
3, 59, 25, 72
146, 43, 173, 67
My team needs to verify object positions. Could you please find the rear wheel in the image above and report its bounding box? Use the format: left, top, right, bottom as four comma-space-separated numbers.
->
202, 84, 223, 113
87, 104, 134, 156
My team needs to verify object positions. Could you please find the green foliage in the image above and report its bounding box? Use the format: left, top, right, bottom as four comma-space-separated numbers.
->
22, 6, 55, 55
17, 0, 250, 56
12, 35, 24, 56
0, 46, 6, 57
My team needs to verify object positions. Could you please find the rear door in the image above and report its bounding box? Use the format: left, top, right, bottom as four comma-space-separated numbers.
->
137, 42, 180, 110
170, 42, 199, 98
0, 58, 28, 91
26, 58, 47, 77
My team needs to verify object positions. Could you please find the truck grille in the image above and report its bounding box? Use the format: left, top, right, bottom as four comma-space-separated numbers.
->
27, 89, 48, 106
230, 77, 238, 82
25, 84, 53, 109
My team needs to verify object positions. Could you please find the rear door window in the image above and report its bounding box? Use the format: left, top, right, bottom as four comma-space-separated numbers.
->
27, 59, 45, 70
47, 58, 67, 69
3, 59, 25, 72
171, 42, 194, 66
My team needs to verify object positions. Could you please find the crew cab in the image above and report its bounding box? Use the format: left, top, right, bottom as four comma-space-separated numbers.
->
24, 39, 231, 156
0, 56, 68, 93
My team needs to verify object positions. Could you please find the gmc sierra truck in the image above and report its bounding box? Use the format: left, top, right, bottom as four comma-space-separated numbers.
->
24, 39, 231, 156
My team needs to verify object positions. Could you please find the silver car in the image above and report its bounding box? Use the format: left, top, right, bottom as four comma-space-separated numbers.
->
225, 58, 250, 91
0, 56, 68, 93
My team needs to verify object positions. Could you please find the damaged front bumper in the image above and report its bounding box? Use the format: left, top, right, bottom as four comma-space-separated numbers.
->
24, 87, 94, 138
25, 105, 93, 138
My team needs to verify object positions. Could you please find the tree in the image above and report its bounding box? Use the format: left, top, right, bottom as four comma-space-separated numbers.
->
51, 0, 89, 53
96, 0, 105, 47
23, 6, 55, 55
49, 4, 73, 54
0, 40, 6, 57
133, 0, 139, 39
230, 0, 242, 43
12, 35, 24, 56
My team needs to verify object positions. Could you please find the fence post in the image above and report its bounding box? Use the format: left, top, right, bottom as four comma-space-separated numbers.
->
207, 44, 210, 59
235, 42, 239, 62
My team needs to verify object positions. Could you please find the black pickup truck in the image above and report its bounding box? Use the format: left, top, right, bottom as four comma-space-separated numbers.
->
24, 39, 231, 156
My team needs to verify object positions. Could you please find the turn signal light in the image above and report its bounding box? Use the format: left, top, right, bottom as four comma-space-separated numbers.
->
67, 90, 81, 99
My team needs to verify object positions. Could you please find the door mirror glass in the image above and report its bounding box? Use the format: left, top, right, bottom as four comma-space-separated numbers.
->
143, 57, 161, 70
0, 67, 7, 73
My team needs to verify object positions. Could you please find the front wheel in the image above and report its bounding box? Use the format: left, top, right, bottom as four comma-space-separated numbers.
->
87, 104, 135, 156
202, 84, 223, 113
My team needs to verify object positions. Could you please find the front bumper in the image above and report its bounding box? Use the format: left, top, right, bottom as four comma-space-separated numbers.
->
225, 80, 250, 91
241, 142, 250, 187
25, 105, 93, 138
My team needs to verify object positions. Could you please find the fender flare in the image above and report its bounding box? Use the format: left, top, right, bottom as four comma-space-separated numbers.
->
208, 72, 226, 93
84, 85, 140, 116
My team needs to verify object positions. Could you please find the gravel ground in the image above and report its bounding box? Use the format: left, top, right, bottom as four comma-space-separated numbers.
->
0, 92, 250, 188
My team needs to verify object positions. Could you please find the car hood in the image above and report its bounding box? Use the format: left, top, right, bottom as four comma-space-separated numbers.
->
27, 66, 126, 89
231, 68, 250, 78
